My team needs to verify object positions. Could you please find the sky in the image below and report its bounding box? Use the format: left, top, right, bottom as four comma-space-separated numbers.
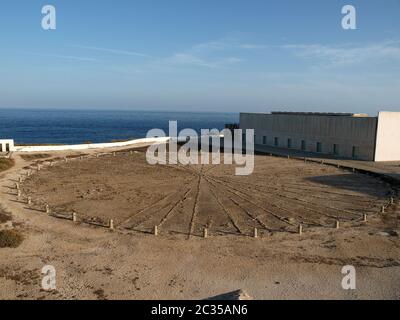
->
0, 0, 399, 115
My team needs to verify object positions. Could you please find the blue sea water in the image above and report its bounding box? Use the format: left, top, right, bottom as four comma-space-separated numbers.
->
0, 109, 239, 145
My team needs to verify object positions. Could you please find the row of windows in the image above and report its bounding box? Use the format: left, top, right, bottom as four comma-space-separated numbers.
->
256, 136, 360, 158
0, 143, 11, 153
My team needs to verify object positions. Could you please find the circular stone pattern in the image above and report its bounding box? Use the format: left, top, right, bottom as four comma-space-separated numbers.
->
21, 151, 392, 237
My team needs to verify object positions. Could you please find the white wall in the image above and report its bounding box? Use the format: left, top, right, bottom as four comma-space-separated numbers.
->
14, 137, 170, 153
0, 139, 15, 152
374, 112, 400, 161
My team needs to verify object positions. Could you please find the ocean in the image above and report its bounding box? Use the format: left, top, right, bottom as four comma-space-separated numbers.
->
0, 109, 239, 145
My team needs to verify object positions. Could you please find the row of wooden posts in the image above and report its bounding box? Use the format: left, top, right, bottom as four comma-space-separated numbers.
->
19, 151, 140, 183
15, 196, 393, 238
278, 153, 377, 174
15, 176, 396, 237
29, 150, 137, 172
381, 197, 395, 213
12, 151, 139, 232
25, 150, 383, 182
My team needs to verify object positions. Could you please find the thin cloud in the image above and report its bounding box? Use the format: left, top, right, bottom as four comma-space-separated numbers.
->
189, 39, 273, 52
26, 52, 99, 62
282, 40, 400, 66
70, 45, 151, 58
190, 41, 230, 53
167, 53, 217, 68
164, 40, 244, 68
193, 38, 400, 68
237, 44, 270, 49
166, 53, 242, 68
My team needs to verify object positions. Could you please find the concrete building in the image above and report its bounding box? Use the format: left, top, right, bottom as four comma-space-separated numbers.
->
0, 139, 15, 153
240, 111, 400, 161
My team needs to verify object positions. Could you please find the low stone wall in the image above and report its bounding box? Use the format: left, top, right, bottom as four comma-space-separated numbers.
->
14, 137, 170, 153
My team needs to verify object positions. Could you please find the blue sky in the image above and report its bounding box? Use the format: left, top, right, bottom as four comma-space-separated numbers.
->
0, 0, 399, 115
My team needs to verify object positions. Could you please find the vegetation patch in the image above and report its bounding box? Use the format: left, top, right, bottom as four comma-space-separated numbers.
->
0, 230, 24, 248
0, 158, 14, 172
0, 208, 11, 223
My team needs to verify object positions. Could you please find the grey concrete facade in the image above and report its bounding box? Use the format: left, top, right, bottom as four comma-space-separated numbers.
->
240, 112, 400, 161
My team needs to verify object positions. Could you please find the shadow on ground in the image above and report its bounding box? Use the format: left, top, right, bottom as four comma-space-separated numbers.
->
305, 174, 393, 198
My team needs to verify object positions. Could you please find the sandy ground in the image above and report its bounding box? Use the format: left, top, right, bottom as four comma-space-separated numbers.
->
0, 147, 399, 300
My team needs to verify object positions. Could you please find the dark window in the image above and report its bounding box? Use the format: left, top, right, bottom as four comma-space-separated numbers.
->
5, 144, 9, 152
352, 146, 359, 159
287, 139, 292, 148
274, 137, 279, 147
301, 140, 306, 151
0, 144, 3, 152
333, 144, 339, 155
316, 142, 322, 153
263, 136, 267, 145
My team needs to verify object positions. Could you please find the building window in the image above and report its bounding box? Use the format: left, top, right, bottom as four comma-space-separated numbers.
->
333, 144, 339, 155
316, 142, 322, 153
263, 136, 267, 145
287, 138, 292, 148
274, 137, 279, 147
301, 140, 306, 151
352, 146, 359, 159
0, 144, 2, 153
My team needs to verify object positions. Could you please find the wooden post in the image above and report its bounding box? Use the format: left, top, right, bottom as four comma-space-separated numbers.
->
45, 205, 50, 214
130, 150, 133, 155
381, 206, 385, 214
335, 220, 340, 229
37, 164, 41, 171
154, 225, 158, 236
113, 152, 116, 157
15, 182, 19, 190
109, 219, 114, 230
72, 212, 77, 222
27, 197, 31, 205
64, 157, 68, 163
17, 190, 21, 198
253, 228, 258, 238
352, 168, 355, 173
304, 158, 307, 164
298, 224, 303, 235
203, 228, 208, 238
363, 214, 367, 222
390, 197, 394, 205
